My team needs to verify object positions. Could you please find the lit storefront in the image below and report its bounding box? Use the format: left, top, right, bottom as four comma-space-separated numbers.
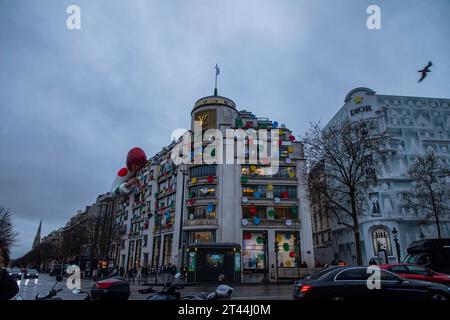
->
186, 243, 241, 283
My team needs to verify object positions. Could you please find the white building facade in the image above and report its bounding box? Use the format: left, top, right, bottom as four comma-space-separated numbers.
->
110, 92, 315, 280
326, 87, 450, 265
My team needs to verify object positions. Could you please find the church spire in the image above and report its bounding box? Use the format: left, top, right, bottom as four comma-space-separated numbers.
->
32, 219, 42, 249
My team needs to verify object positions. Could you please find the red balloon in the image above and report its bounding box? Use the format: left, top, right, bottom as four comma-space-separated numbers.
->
244, 232, 252, 240
207, 175, 214, 183
289, 251, 295, 258
289, 135, 296, 141
126, 147, 147, 171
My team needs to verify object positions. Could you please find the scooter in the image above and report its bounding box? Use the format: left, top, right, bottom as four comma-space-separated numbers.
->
181, 275, 234, 300
139, 273, 184, 300
35, 275, 64, 300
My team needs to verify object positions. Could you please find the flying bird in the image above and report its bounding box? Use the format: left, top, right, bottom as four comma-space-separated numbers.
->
418, 61, 432, 82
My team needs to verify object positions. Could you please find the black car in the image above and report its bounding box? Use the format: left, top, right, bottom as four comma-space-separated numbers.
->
8, 267, 23, 280
293, 266, 450, 301
25, 268, 39, 279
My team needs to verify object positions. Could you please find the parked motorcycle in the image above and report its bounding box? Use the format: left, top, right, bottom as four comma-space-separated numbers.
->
181, 275, 234, 300
139, 273, 184, 300
35, 275, 64, 300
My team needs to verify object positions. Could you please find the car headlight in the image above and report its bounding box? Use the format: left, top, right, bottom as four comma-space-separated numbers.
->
27, 274, 30, 276
9, 273, 12, 276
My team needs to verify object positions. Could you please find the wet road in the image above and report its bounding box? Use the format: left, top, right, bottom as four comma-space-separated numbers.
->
14, 274, 94, 300
13, 274, 293, 300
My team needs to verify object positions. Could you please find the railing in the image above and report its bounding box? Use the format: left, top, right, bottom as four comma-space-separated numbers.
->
183, 218, 218, 227
244, 219, 300, 227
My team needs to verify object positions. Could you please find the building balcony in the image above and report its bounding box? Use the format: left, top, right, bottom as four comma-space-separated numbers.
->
153, 224, 174, 233
242, 218, 300, 228
156, 187, 176, 199
183, 218, 219, 228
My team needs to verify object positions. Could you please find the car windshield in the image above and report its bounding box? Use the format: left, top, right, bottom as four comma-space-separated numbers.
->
28, 269, 37, 273
404, 253, 431, 266
11, 267, 21, 272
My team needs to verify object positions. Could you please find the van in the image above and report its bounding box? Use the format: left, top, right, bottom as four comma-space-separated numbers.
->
404, 238, 450, 274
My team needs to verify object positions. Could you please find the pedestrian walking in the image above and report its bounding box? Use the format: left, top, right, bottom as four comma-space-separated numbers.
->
127, 267, 134, 283
119, 267, 125, 278
142, 265, 149, 284
136, 264, 142, 284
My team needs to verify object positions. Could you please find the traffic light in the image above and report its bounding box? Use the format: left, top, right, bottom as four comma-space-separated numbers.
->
274, 241, 279, 252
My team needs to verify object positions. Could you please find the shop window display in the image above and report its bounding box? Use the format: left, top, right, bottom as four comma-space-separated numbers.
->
242, 232, 267, 269
275, 232, 299, 268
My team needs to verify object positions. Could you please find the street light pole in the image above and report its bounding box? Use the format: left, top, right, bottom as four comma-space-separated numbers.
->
392, 227, 401, 263
274, 241, 279, 283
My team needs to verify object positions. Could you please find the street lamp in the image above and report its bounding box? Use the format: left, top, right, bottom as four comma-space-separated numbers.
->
392, 227, 401, 263
274, 241, 280, 283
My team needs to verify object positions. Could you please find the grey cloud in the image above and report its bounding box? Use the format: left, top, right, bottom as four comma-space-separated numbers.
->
0, 0, 448, 257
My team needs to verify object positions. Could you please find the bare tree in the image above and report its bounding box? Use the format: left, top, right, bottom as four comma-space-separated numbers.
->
61, 222, 89, 263
0, 207, 19, 265
304, 120, 381, 265
406, 151, 450, 238
86, 200, 117, 267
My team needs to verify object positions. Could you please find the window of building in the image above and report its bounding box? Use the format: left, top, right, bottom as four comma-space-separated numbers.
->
274, 207, 297, 220
134, 239, 142, 267
242, 206, 267, 219
187, 205, 216, 219
372, 228, 392, 256
189, 231, 215, 244
143, 253, 149, 267
241, 166, 296, 178
190, 165, 216, 178
242, 231, 267, 270
276, 232, 299, 268
127, 240, 135, 271
273, 185, 297, 199
242, 185, 267, 198
189, 184, 216, 198
143, 235, 148, 247
151, 236, 161, 267
162, 234, 173, 265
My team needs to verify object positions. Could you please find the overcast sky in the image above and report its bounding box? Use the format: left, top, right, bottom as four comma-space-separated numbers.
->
1, 0, 449, 258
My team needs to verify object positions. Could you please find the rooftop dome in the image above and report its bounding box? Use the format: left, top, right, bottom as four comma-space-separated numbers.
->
193, 95, 236, 110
